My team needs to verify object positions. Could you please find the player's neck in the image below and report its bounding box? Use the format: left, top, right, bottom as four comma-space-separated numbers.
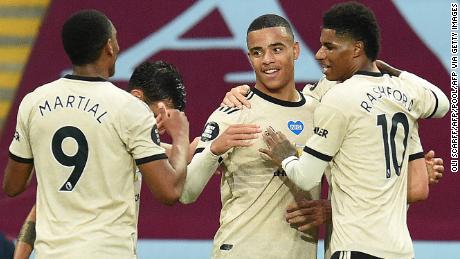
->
255, 83, 299, 102
72, 64, 110, 80
358, 60, 379, 74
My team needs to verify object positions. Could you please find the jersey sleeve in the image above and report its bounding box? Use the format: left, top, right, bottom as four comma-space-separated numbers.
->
180, 106, 243, 204
194, 106, 243, 154
408, 122, 424, 161
303, 90, 348, 161
9, 93, 34, 163
399, 71, 449, 119
118, 97, 166, 165
302, 77, 337, 101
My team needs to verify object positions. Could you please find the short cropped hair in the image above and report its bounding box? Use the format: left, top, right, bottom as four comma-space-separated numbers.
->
128, 61, 186, 111
247, 14, 294, 41
323, 1, 380, 61
62, 10, 112, 65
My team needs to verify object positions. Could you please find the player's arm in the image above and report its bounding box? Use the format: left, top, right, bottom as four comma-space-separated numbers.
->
377, 60, 449, 118
13, 205, 36, 259
3, 95, 34, 197
180, 123, 260, 204
138, 108, 190, 205
3, 156, 34, 197
406, 126, 429, 203
260, 127, 329, 191
161, 137, 199, 164
407, 157, 429, 203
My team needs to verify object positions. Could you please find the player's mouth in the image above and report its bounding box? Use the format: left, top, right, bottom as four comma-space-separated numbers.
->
262, 68, 280, 77
320, 64, 331, 74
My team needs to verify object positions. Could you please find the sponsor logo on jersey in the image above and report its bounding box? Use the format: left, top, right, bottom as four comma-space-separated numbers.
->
201, 122, 219, 142
151, 124, 161, 145
288, 121, 304, 135
274, 169, 287, 177
314, 126, 328, 138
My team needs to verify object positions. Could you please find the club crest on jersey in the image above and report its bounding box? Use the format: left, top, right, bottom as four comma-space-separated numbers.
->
151, 125, 161, 145
13, 131, 20, 141
201, 122, 219, 142
288, 121, 304, 135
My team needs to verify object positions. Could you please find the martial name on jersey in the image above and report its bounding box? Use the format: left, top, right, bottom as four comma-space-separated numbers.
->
360, 85, 414, 113
38, 94, 108, 123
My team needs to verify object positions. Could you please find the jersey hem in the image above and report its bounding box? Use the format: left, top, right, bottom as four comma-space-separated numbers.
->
9, 151, 33, 164
135, 153, 168, 165
303, 146, 333, 161
408, 152, 424, 161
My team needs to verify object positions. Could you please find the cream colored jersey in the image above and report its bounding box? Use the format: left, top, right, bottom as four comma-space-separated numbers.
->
303, 77, 424, 160
9, 75, 166, 259
303, 71, 441, 258
302, 77, 424, 259
196, 87, 321, 259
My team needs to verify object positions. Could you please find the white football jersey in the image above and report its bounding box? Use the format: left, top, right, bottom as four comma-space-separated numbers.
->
303, 71, 441, 258
9, 75, 166, 259
195, 87, 321, 259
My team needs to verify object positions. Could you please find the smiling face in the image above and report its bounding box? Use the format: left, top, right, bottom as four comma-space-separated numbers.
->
247, 26, 299, 93
315, 28, 360, 82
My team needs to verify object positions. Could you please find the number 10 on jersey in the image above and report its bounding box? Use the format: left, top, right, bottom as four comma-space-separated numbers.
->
376, 113, 409, 178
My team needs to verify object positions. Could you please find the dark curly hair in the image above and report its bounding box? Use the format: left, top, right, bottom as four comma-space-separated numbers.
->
128, 61, 186, 111
61, 9, 112, 65
323, 1, 380, 61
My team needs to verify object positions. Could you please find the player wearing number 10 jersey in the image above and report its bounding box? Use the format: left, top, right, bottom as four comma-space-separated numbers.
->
261, 3, 449, 259
3, 10, 189, 259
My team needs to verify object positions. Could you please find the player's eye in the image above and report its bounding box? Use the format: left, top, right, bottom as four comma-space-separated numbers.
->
251, 50, 262, 57
273, 47, 283, 53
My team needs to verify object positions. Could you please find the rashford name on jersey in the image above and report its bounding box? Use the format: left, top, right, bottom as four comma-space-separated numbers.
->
360, 85, 414, 113
38, 95, 108, 123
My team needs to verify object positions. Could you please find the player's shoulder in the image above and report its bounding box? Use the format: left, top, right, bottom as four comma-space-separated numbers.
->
303, 77, 337, 101
207, 105, 243, 123
19, 79, 63, 108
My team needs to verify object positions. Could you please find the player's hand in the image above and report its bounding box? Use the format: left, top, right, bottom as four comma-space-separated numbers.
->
210, 124, 261, 155
155, 102, 167, 135
159, 107, 189, 139
376, 60, 402, 77
259, 127, 296, 166
221, 84, 251, 109
286, 199, 332, 232
425, 150, 444, 184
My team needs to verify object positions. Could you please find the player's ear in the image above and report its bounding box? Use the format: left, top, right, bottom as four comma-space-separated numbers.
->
106, 38, 114, 56
293, 41, 300, 60
353, 40, 364, 58
130, 89, 145, 101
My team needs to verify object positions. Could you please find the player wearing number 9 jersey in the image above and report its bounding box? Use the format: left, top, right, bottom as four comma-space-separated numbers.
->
262, 3, 449, 259
3, 10, 189, 259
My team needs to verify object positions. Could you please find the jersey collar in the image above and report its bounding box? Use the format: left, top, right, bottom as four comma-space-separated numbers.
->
64, 74, 108, 82
354, 71, 384, 77
251, 87, 306, 107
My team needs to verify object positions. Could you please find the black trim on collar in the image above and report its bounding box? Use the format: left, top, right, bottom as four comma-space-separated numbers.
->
64, 74, 108, 82
354, 71, 384, 77
251, 87, 306, 107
